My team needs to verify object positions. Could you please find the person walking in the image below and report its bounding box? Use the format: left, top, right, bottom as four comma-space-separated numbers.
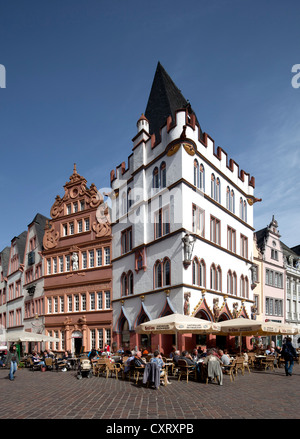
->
282, 337, 297, 376
6, 344, 19, 381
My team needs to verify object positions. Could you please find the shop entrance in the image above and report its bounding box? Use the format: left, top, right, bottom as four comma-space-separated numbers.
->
72, 331, 83, 355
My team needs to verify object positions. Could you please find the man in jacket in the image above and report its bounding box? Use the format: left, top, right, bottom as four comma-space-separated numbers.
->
282, 337, 297, 376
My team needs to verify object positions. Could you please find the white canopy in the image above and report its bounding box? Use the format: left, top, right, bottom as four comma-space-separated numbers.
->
135, 313, 220, 337
0, 330, 60, 343
218, 318, 298, 336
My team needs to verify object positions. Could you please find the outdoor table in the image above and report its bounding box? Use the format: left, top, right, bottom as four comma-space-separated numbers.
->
254, 355, 266, 369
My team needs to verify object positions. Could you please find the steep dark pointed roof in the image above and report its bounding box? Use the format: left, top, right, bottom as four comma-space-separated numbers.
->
145, 62, 202, 142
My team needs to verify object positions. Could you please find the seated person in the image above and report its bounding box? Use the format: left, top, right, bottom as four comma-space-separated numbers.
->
150, 350, 170, 385
124, 353, 135, 374
134, 350, 146, 368
32, 352, 45, 367
191, 348, 200, 362
219, 349, 231, 369
172, 350, 180, 366
88, 349, 99, 362
179, 350, 196, 367
203, 349, 223, 385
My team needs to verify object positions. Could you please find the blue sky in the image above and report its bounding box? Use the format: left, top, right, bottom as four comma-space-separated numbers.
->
0, 0, 300, 251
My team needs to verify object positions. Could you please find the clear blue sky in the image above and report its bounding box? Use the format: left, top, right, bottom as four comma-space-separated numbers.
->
0, 0, 300, 250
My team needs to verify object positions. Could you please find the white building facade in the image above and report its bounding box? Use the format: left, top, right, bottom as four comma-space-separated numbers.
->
111, 63, 257, 353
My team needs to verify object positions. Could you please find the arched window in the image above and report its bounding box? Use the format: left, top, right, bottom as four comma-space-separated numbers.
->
194, 159, 199, 187
226, 187, 230, 210
211, 174, 215, 199
121, 272, 127, 296
121, 192, 126, 215
245, 276, 249, 298
216, 265, 222, 291
240, 275, 245, 297
231, 190, 235, 214
128, 271, 134, 295
199, 259, 206, 287
240, 198, 247, 221
216, 178, 221, 203
227, 270, 233, 294
192, 258, 199, 285
154, 261, 162, 288
233, 272, 237, 295
210, 264, 216, 290
163, 258, 171, 286
199, 164, 205, 191
153, 167, 159, 190
160, 162, 166, 188
127, 187, 133, 210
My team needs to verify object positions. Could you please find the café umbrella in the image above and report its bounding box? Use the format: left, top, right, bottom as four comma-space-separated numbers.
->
135, 313, 221, 348
218, 318, 297, 336
217, 318, 297, 353
0, 329, 60, 343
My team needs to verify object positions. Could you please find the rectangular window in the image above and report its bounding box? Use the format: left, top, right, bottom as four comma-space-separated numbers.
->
54, 297, 58, 313
81, 293, 86, 311
48, 298, 52, 314
59, 256, 64, 273
154, 206, 170, 239
97, 292, 103, 309
60, 296, 64, 313
69, 222, 74, 235
66, 255, 70, 272
75, 295, 79, 312
104, 247, 110, 265
105, 291, 110, 309
82, 252, 87, 269
47, 259, 51, 275
240, 234, 248, 259
66, 204, 71, 215
80, 200, 85, 211
121, 227, 132, 254
227, 226, 236, 253
73, 202, 78, 213
192, 205, 205, 237
68, 296, 72, 312
85, 218, 90, 231
63, 224, 68, 236
98, 329, 103, 350
53, 257, 57, 274
77, 220, 83, 233
210, 216, 221, 245
91, 329, 96, 349
96, 249, 102, 266
90, 292, 95, 310
106, 328, 111, 346
89, 250, 94, 268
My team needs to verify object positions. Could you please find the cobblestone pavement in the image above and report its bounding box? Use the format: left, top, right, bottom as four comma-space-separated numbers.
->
0, 364, 299, 420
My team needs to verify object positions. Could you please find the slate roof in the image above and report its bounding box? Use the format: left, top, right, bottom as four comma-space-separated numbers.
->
254, 227, 268, 251
145, 62, 203, 143
291, 245, 300, 256
12, 230, 28, 264
0, 246, 10, 277
28, 213, 49, 250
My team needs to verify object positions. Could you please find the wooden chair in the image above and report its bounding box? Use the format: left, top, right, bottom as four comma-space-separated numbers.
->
261, 355, 276, 372
105, 359, 121, 380
223, 360, 236, 382
28, 358, 41, 371
45, 357, 54, 371
234, 356, 245, 375
177, 359, 197, 383
94, 359, 107, 377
